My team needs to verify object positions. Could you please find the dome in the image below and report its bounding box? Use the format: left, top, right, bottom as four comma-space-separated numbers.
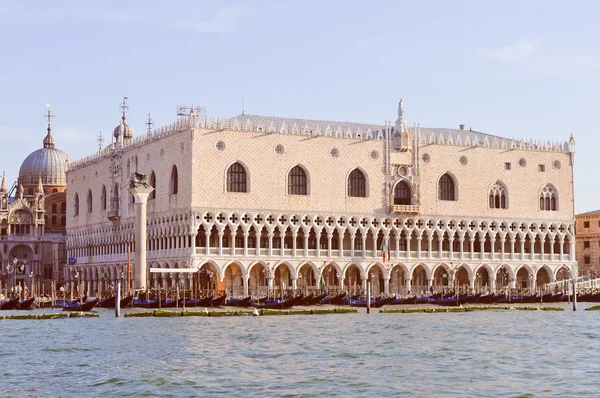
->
19, 132, 72, 187
114, 120, 134, 140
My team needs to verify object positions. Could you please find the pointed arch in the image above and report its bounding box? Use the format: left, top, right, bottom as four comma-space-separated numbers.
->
488, 180, 508, 209
86, 189, 93, 213
539, 183, 558, 211
170, 165, 178, 195
393, 180, 413, 205
287, 165, 309, 195
73, 193, 79, 216
149, 171, 156, 200
226, 161, 248, 193
347, 168, 367, 198
438, 172, 457, 201
100, 185, 107, 210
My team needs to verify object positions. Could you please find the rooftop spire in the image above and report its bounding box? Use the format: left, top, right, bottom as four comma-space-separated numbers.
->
145, 113, 154, 136
0, 171, 7, 193
42, 104, 56, 149
119, 96, 129, 122
36, 173, 44, 194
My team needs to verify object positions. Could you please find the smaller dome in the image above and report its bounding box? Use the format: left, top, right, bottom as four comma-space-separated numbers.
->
114, 120, 134, 140
43, 131, 56, 148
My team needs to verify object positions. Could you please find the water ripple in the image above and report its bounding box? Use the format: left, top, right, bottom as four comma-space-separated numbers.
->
0, 304, 599, 396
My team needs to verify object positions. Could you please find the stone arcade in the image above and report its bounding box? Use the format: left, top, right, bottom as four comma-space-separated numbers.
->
65, 100, 577, 297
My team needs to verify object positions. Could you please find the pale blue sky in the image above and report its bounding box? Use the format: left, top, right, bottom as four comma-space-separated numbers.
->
0, 1, 597, 212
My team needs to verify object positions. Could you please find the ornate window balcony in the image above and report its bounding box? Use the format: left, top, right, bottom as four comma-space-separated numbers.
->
392, 204, 419, 214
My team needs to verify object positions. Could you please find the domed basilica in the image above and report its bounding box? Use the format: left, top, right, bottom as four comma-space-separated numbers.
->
0, 107, 71, 296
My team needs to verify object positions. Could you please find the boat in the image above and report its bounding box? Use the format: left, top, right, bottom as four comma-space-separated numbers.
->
257, 295, 303, 309
307, 293, 328, 305
345, 296, 393, 308
62, 299, 98, 312
225, 296, 252, 307
327, 292, 347, 305
18, 298, 36, 310
296, 293, 315, 306
211, 294, 227, 307
0, 298, 20, 310
100, 295, 134, 308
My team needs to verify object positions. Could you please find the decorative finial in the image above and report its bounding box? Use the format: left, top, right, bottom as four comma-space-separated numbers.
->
395, 99, 407, 135
97, 131, 105, 153
42, 104, 56, 149
145, 114, 155, 135
119, 97, 129, 122
43, 104, 55, 133
399, 99, 404, 118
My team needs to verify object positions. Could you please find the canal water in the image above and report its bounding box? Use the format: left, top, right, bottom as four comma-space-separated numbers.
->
1, 304, 599, 397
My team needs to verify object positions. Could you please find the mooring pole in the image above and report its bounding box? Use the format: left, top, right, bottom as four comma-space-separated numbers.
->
367, 281, 371, 314
115, 281, 121, 317
572, 279, 577, 312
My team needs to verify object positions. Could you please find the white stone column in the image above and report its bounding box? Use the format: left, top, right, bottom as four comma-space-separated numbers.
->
129, 185, 153, 290
243, 275, 249, 296
243, 232, 249, 256
350, 233, 355, 257
384, 276, 390, 295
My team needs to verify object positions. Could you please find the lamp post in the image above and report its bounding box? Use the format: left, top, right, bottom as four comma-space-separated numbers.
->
298, 273, 303, 295
29, 271, 34, 299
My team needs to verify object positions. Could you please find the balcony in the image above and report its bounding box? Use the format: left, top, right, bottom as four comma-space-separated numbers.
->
107, 211, 120, 222
392, 205, 419, 214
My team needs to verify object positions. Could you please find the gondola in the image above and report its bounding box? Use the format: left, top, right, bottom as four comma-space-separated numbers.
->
0, 298, 20, 310
17, 298, 35, 310
211, 294, 227, 307
307, 293, 328, 306
62, 299, 98, 312
98, 296, 116, 308
100, 295, 133, 308
257, 295, 303, 309
327, 292, 347, 305
225, 296, 252, 307
296, 293, 315, 306
345, 296, 392, 308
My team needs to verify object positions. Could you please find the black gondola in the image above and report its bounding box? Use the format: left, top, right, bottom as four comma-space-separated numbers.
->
211, 294, 227, 307
18, 298, 35, 310
0, 298, 20, 310
62, 299, 98, 312
225, 296, 252, 307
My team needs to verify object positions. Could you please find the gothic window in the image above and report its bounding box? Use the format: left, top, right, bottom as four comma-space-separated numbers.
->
226, 162, 247, 193
52, 215, 57, 225
112, 184, 119, 212
170, 165, 178, 195
52, 189, 58, 193
488, 181, 507, 209
149, 172, 156, 200
438, 173, 456, 201
87, 189, 93, 213
348, 169, 367, 197
43, 264, 53, 279
52, 204, 57, 213
394, 181, 412, 205
288, 166, 308, 195
539, 184, 558, 211
100, 185, 107, 210
74, 193, 79, 216
60, 202, 66, 213
60, 216, 65, 226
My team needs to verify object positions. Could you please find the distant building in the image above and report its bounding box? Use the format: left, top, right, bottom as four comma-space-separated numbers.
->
66, 99, 577, 297
575, 210, 600, 277
1, 113, 71, 295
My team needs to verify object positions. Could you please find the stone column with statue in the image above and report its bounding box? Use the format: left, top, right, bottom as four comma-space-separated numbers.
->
128, 172, 154, 291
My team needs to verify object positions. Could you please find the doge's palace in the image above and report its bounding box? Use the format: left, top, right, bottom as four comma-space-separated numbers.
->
65, 99, 576, 297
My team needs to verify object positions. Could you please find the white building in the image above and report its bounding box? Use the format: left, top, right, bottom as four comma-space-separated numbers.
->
65, 100, 577, 297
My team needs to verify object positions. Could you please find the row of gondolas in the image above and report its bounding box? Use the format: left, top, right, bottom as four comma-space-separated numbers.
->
1, 290, 597, 311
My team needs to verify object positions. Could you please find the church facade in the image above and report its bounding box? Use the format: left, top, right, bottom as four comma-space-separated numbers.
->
1, 111, 70, 296
65, 100, 577, 297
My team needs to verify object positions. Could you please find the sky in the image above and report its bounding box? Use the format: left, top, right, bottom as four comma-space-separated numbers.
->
0, 0, 597, 213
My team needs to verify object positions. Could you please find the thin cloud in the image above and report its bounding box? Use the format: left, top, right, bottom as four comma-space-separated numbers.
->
175, 3, 245, 33
0, 2, 246, 34
479, 38, 539, 61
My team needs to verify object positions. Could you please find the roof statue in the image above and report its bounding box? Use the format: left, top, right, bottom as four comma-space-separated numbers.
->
395, 99, 407, 135
130, 172, 151, 189
0, 171, 7, 193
